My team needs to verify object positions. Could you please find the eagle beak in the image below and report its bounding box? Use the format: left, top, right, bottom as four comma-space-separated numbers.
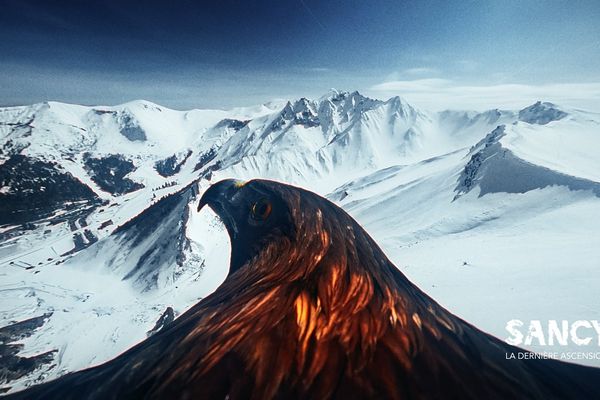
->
197, 179, 245, 213
198, 179, 246, 239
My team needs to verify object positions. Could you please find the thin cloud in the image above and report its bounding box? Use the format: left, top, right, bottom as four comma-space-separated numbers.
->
307, 67, 332, 72
368, 79, 600, 111
403, 67, 440, 76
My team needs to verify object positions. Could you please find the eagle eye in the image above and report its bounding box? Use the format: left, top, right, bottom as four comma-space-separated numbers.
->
250, 198, 272, 221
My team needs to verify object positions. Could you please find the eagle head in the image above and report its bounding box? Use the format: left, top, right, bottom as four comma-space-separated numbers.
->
198, 178, 352, 281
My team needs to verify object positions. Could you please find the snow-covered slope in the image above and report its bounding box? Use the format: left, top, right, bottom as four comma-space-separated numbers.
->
1, 91, 599, 394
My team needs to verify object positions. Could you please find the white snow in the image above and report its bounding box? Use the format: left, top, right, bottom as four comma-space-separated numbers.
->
1, 91, 600, 393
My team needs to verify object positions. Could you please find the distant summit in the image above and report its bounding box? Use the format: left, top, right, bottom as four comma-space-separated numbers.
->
518, 101, 568, 125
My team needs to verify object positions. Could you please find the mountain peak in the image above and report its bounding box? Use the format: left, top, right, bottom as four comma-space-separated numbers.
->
385, 95, 412, 110
318, 89, 368, 102
319, 88, 344, 101
518, 101, 567, 125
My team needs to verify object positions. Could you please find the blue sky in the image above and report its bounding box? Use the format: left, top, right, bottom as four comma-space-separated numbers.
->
1, 0, 599, 110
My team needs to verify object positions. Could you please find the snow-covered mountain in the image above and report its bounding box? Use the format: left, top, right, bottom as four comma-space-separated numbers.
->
1, 90, 599, 394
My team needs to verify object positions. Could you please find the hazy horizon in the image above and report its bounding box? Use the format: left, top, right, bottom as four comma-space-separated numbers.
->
1, 0, 599, 111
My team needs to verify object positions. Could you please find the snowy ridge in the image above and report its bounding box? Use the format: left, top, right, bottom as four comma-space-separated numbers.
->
76, 183, 201, 291
1, 91, 600, 393
455, 119, 600, 199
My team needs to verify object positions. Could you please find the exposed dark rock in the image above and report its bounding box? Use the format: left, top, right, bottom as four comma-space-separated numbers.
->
0, 313, 56, 386
0, 155, 100, 226
215, 119, 249, 131
0, 314, 52, 344
0, 119, 34, 155
518, 101, 567, 125
117, 112, 146, 141
83, 153, 144, 195
92, 109, 117, 116
291, 98, 320, 127
199, 161, 222, 181
155, 150, 193, 177
193, 148, 218, 172
146, 307, 175, 337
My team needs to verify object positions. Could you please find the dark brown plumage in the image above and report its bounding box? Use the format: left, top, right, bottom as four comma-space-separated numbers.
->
7, 178, 600, 399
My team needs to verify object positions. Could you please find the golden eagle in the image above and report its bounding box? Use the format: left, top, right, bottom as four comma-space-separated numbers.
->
7, 179, 600, 399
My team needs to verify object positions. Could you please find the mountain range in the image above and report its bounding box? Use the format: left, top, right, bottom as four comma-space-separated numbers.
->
1, 90, 599, 394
